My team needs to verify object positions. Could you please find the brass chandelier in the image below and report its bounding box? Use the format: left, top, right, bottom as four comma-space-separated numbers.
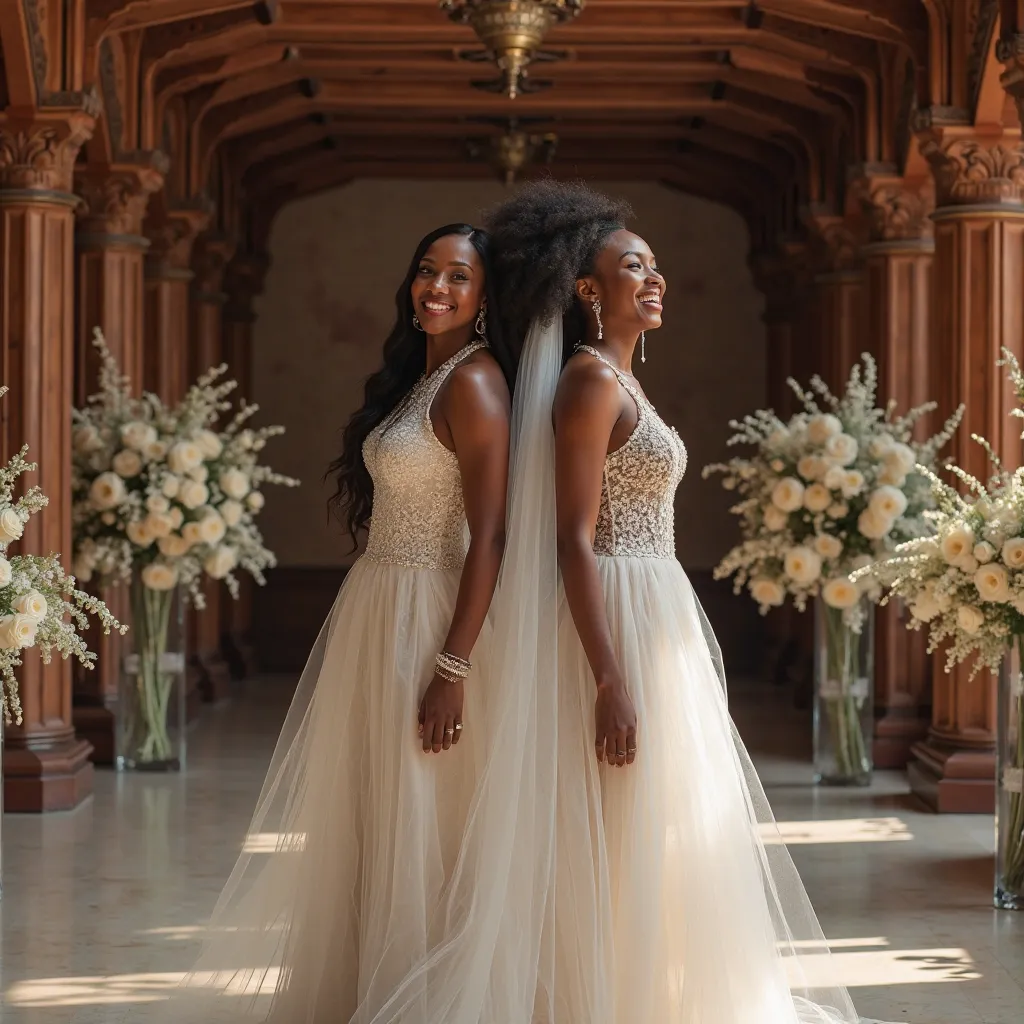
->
440, 1, 585, 99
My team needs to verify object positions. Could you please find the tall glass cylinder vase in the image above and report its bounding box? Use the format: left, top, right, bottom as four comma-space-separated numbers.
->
117, 571, 186, 771
813, 597, 874, 786
996, 636, 1024, 910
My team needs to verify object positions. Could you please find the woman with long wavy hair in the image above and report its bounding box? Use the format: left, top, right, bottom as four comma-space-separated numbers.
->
160, 223, 515, 1022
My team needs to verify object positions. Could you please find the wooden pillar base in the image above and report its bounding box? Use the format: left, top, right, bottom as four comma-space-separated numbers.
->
908, 740, 995, 813
71, 703, 116, 765
3, 739, 95, 812
874, 708, 931, 769
192, 651, 233, 703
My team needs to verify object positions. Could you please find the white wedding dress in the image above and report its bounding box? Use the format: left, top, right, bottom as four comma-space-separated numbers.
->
157, 341, 493, 1021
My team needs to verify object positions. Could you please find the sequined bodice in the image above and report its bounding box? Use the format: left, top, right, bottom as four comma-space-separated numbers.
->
576, 346, 688, 559
362, 343, 485, 570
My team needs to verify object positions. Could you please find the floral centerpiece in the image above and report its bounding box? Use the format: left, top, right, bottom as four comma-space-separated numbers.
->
70, 329, 298, 769
856, 349, 1024, 908
0, 386, 124, 727
704, 354, 961, 784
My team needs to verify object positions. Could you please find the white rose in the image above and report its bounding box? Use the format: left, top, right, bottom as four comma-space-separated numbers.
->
823, 466, 847, 490
957, 605, 985, 635
886, 443, 917, 475
0, 557, 11, 587
814, 534, 844, 560
161, 475, 181, 499
1002, 538, 1024, 569
910, 592, 942, 622
126, 520, 155, 548
196, 430, 224, 459
841, 471, 866, 499
146, 494, 170, 514
827, 502, 849, 519
179, 480, 210, 510
101, 511, 116, 526
807, 414, 842, 446
73, 424, 102, 453
822, 577, 860, 610
220, 500, 244, 527
749, 577, 786, 609
168, 441, 203, 475
771, 477, 805, 513
72, 556, 93, 583
784, 546, 822, 586
868, 434, 895, 458
89, 471, 127, 511
246, 491, 265, 512
145, 440, 168, 462
169, 507, 184, 530
182, 521, 204, 547
0, 612, 37, 650
141, 562, 179, 591
825, 432, 859, 466
878, 465, 908, 487
941, 526, 976, 566
868, 485, 909, 521
203, 545, 238, 580
763, 504, 789, 532
803, 483, 832, 514
111, 448, 143, 478
858, 507, 894, 541
158, 534, 191, 558
198, 512, 227, 545
12, 590, 48, 621
975, 564, 1012, 603
766, 428, 789, 451
219, 468, 251, 501
960, 555, 980, 574
145, 512, 174, 539
770, 458, 785, 473
0, 508, 25, 545
189, 465, 209, 483
797, 455, 825, 482
974, 542, 996, 564
120, 421, 157, 452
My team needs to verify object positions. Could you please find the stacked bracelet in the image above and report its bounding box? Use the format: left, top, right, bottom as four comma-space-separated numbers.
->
435, 651, 471, 683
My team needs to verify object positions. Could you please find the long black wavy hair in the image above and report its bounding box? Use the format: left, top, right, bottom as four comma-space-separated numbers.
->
327, 223, 514, 547
484, 180, 633, 364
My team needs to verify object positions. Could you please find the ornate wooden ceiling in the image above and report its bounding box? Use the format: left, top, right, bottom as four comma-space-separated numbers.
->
0, 1, 1019, 248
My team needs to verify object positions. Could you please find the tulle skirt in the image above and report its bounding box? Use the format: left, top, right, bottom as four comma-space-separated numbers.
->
550, 555, 861, 1024
159, 557, 489, 1022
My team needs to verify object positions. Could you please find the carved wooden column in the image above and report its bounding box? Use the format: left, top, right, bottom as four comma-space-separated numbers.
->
221, 251, 270, 680
70, 157, 164, 763
909, 125, 1024, 811
188, 232, 236, 702
857, 175, 936, 768
0, 102, 98, 810
143, 202, 211, 403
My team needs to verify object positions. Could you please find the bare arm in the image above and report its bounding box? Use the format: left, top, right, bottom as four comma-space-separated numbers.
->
553, 360, 638, 766
419, 357, 510, 753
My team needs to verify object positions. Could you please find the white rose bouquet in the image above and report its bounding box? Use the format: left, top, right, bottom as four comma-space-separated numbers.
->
70, 329, 298, 768
856, 349, 1024, 905
704, 354, 961, 785
0, 386, 125, 725
704, 354, 962, 627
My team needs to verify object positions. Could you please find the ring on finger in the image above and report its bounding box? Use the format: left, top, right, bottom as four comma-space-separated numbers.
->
454, 722, 463, 732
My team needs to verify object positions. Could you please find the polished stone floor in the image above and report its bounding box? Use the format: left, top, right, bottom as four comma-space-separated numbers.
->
1, 675, 1022, 1023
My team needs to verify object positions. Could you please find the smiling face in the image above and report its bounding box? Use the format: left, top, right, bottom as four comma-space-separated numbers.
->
576, 228, 665, 336
408, 233, 487, 340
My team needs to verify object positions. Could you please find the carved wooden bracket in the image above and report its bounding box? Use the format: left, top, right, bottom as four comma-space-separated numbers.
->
146, 199, 214, 274
192, 231, 238, 296
802, 212, 864, 276
223, 251, 271, 321
848, 175, 935, 242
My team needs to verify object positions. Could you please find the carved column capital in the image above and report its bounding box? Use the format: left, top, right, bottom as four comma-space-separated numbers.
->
802, 211, 864, 277
74, 153, 168, 240
223, 251, 271, 322
145, 200, 213, 277
192, 232, 238, 301
919, 129, 1024, 208
0, 106, 97, 195
849, 175, 935, 244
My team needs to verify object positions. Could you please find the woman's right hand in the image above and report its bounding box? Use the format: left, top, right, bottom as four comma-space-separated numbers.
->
594, 677, 637, 767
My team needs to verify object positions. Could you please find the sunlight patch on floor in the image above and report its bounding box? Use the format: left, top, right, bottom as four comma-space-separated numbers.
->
241, 832, 307, 853
788, 947, 981, 989
762, 817, 914, 845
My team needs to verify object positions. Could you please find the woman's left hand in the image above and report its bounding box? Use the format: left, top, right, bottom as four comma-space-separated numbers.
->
418, 673, 464, 753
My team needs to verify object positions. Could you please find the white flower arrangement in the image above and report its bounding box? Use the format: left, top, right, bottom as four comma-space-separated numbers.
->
704, 354, 962, 631
0, 386, 125, 724
856, 350, 1024, 676
71, 329, 299, 605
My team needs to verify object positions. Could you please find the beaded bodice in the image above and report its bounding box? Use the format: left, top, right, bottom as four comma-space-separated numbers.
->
576, 346, 688, 559
362, 343, 485, 570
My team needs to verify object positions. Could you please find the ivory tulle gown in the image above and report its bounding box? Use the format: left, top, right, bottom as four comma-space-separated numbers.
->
159, 341, 491, 1021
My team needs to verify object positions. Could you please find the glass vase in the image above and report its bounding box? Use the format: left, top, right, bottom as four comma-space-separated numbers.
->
813, 597, 874, 786
996, 637, 1024, 910
117, 571, 186, 771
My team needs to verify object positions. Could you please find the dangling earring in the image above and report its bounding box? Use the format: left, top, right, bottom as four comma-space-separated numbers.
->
592, 298, 603, 341
475, 303, 487, 341
641, 332, 646, 364
412, 315, 425, 332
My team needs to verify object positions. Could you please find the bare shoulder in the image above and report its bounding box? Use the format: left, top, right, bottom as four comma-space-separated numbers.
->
442, 348, 511, 420
556, 350, 622, 417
